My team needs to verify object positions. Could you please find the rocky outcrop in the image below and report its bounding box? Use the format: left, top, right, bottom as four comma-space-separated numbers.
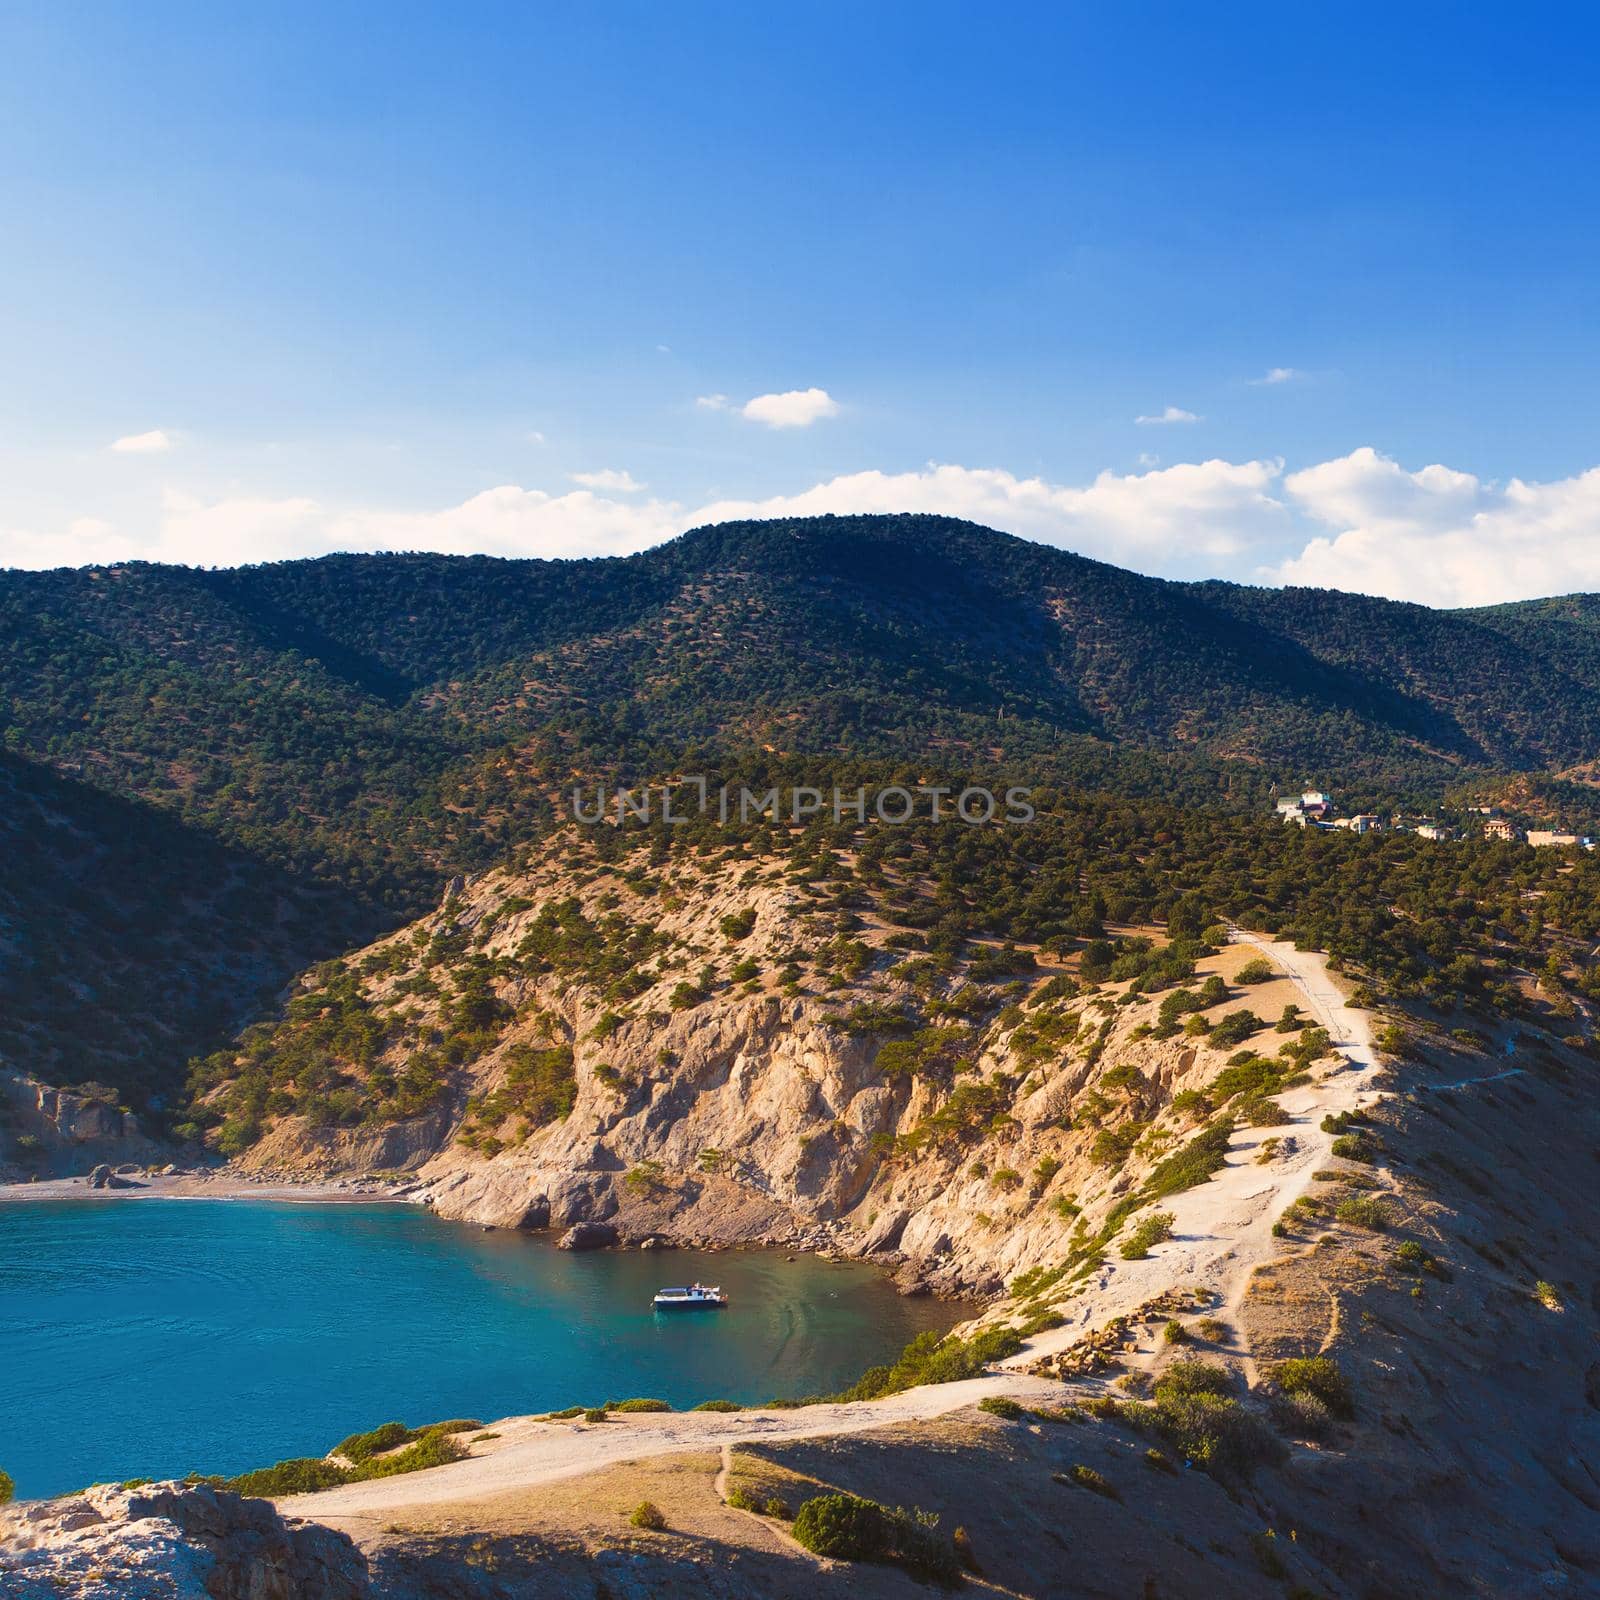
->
0, 1480, 370, 1599
0, 1069, 168, 1179
214, 833, 1324, 1298
557, 1220, 618, 1250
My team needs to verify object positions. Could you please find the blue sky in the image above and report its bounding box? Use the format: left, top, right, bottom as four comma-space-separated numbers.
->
4, 2, 1600, 604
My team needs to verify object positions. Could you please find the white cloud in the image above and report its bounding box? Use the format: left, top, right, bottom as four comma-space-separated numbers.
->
697, 388, 841, 427
528, 430, 547, 445
1272, 447, 1600, 606
13, 444, 1600, 608
0, 459, 1285, 576
109, 429, 175, 454
1250, 367, 1300, 386
693, 459, 1287, 569
740, 387, 839, 429
570, 468, 645, 493
1135, 406, 1199, 426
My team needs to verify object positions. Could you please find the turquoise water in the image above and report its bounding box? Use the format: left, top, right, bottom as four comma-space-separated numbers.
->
0, 1200, 959, 1498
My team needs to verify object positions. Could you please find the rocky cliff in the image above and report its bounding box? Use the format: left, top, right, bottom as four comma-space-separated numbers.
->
199, 822, 1341, 1300
0, 1069, 168, 1180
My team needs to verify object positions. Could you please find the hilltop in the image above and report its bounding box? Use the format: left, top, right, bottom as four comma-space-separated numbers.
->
12, 513, 1600, 1104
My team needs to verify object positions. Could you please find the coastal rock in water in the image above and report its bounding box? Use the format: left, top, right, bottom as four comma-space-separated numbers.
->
638, 1233, 674, 1250
557, 1221, 618, 1251
0, 1480, 370, 1599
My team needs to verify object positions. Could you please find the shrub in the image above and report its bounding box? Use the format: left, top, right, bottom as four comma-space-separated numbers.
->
691, 1399, 742, 1412
793, 1492, 892, 1560
611, 1397, 671, 1413
1236, 958, 1275, 984
1120, 1211, 1176, 1259
1208, 1010, 1265, 1050
978, 1395, 1026, 1420
1144, 1447, 1177, 1474
1269, 1390, 1334, 1439
1149, 1391, 1278, 1476
1143, 1118, 1234, 1200
334, 1420, 411, 1463
1017, 1306, 1067, 1336
0, 1468, 11, 1506
1336, 1194, 1389, 1231
353, 1432, 467, 1479
1534, 1280, 1564, 1311
1393, 1240, 1427, 1272
1196, 1317, 1229, 1342
763, 1496, 788, 1518
583, 1407, 609, 1422
1162, 1319, 1187, 1345
1330, 1133, 1378, 1163
1154, 1359, 1232, 1400
227, 1457, 350, 1497
1242, 1098, 1292, 1126
623, 1161, 668, 1195
1057, 1463, 1118, 1499
719, 908, 757, 941
630, 1500, 667, 1530
726, 1484, 762, 1512
1272, 1356, 1353, 1418
834, 1325, 1024, 1402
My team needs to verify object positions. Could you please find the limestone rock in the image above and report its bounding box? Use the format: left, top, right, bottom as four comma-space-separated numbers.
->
0, 1480, 370, 1599
558, 1221, 619, 1251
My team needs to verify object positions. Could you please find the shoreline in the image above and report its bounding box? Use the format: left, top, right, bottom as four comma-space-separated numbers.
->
0, 1170, 413, 1205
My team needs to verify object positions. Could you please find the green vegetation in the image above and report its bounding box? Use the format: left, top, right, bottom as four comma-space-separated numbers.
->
629, 1500, 667, 1530
823, 1326, 1024, 1405
1119, 1210, 1176, 1259
1057, 1464, 1118, 1500
1335, 1194, 1390, 1230
224, 1420, 475, 1497
0, 1468, 13, 1506
610, 1397, 672, 1412
791, 1492, 959, 1582
1144, 1360, 1279, 1476
1271, 1357, 1354, 1418
978, 1395, 1027, 1420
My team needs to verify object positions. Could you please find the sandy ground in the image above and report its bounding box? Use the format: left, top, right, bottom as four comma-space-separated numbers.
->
279, 1373, 1063, 1522
992, 930, 1382, 1375
0, 1171, 407, 1204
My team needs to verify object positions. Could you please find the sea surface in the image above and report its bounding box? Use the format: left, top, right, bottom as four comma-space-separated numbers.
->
0, 1199, 961, 1498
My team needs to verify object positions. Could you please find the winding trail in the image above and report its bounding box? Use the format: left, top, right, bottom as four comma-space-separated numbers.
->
995, 931, 1384, 1378
279, 1373, 1062, 1522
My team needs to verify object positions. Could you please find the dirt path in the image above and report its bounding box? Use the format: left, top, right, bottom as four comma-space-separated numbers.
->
996, 932, 1384, 1379
278, 1373, 1062, 1521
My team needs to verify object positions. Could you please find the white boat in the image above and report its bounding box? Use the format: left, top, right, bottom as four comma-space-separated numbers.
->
652, 1282, 728, 1310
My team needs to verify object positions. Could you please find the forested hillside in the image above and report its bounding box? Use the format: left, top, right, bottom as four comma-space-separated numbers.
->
0, 752, 356, 1105
9, 512, 1600, 1108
